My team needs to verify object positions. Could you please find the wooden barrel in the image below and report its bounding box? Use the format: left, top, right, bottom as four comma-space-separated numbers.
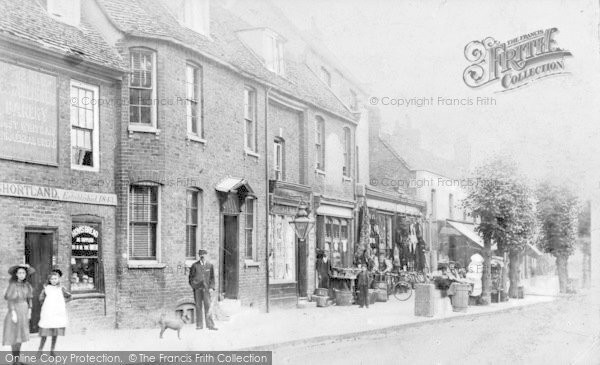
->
314, 295, 329, 307
451, 283, 470, 312
375, 288, 388, 302
334, 289, 353, 306
314, 288, 329, 297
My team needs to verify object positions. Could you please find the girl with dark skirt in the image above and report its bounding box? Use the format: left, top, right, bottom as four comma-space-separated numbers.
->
38, 269, 71, 356
3, 264, 35, 365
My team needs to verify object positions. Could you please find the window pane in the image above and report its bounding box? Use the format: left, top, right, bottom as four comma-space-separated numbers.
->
246, 120, 253, 148
140, 106, 151, 125
86, 109, 94, 129
130, 106, 140, 124
71, 257, 98, 292
82, 150, 93, 166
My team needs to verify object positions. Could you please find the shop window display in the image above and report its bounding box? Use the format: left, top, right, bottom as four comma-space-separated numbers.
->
71, 223, 102, 292
269, 214, 296, 282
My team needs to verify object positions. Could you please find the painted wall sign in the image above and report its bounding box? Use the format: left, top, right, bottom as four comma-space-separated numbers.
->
0, 181, 117, 206
0, 62, 58, 165
463, 28, 572, 91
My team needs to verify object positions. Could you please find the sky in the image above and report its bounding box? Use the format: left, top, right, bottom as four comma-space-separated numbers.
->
275, 0, 600, 199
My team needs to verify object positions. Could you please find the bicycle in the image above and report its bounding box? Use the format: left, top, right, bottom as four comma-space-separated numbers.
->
375, 272, 412, 301
375, 269, 430, 301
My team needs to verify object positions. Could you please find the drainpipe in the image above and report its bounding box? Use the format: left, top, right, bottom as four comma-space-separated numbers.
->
265, 87, 272, 313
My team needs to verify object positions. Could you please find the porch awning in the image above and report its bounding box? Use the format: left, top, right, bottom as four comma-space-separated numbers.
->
446, 220, 484, 248
215, 177, 254, 195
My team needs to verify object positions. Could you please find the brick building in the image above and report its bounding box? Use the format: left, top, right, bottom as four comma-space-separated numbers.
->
0, 0, 124, 333
1, 0, 376, 330
85, 0, 367, 322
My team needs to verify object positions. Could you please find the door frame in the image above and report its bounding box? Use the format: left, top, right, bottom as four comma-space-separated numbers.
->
220, 213, 240, 299
24, 227, 57, 333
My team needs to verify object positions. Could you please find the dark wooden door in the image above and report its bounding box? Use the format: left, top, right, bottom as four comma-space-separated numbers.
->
25, 231, 53, 333
223, 215, 239, 299
297, 237, 307, 297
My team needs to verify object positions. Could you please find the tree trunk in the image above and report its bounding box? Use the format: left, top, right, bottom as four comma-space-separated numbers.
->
556, 255, 569, 294
508, 250, 521, 298
480, 238, 492, 305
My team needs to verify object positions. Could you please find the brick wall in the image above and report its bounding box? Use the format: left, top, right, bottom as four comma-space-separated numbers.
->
115, 39, 267, 328
0, 53, 120, 331
0, 199, 117, 333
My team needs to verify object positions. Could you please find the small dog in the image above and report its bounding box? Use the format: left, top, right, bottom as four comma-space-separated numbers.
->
159, 313, 190, 340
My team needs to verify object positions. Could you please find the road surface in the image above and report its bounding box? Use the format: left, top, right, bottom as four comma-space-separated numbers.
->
274, 292, 600, 365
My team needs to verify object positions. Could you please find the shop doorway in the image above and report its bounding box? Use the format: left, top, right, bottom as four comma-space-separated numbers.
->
24, 230, 54, 333
296, 237, 307, 297
222, 215, 239, 299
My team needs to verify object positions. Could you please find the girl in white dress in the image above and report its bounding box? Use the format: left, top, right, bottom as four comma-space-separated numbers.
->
38, 269, 71, 355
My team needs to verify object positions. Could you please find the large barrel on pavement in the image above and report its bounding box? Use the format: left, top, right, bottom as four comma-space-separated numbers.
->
450, 283, 470, 312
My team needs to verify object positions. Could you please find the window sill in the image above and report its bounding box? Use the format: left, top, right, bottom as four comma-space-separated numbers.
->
244, 259, 261, 268
71, 292, 105, 300
186, 134, 206, 144
185, 259, 197, 268
315, 169, 326, 176
244, 149, 260, 158
127, 261, 166, 269
71, 165, 100, 173
128, 124, 161, 136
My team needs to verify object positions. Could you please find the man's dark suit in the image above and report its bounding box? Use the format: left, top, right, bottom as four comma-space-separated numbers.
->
356, 270, 372, 308
189, 260, 215, 328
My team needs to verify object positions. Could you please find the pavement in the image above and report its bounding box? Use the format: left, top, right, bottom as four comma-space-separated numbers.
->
15, 276, 560, 352
274, 290, 600, 365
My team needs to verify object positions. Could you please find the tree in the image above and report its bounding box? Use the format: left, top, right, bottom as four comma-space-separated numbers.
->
535, 182, 580, 294
501, 184, 536, 298
462, 158, 533, 304
578, 201, 591, 288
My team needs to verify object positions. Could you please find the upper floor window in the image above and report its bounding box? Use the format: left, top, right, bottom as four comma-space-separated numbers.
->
449, 193, 454, 219
343, 127, 351, 177
129, 48, 157, 127
244, 87, 257, 152
186, 189, 202, 259
245, 198, 255, 259
315, 117, 325, 170
179, 0, 210, 36
186, 64, 203, 137
129, 184, 159, 260
350, 89, 358, 110
70, 81, 99, 171
274, 138, 284, 181
265, 32, 284, 75
320, 67, 331, 87
47, 0, 80, 27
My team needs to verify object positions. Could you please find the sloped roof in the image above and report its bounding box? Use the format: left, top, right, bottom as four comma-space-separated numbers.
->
380, 133, 466, 179
96, 0, 356, 121
0, 0, 125, 71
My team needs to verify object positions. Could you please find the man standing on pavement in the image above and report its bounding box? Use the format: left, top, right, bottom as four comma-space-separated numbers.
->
356, 264, 371, 308
189, 249, 218, 330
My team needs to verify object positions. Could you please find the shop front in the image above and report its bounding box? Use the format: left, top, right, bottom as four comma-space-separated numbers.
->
0, 183, 118, 332
267, 180, 312, 309
363, 187, 427, 273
